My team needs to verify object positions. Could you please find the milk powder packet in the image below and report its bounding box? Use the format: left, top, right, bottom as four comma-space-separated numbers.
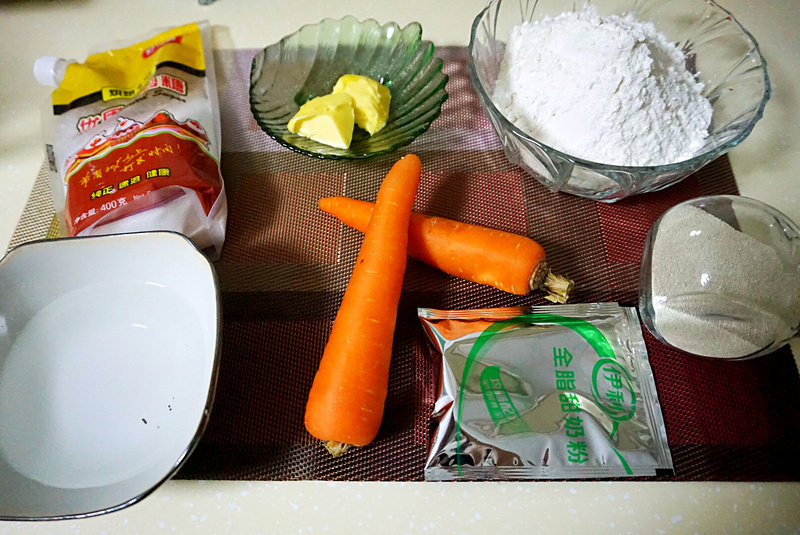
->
419, 303, 672, 480
39, 22, 227, 257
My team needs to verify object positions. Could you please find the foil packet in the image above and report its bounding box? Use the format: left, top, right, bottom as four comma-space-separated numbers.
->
419, 303, 673, 480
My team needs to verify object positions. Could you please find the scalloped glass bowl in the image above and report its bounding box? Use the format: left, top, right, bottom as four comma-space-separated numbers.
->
250, 16, 449, 159
468, 0, 771, 202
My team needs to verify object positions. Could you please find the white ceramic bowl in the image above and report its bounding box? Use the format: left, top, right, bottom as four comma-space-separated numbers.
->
0, 232, 220, 520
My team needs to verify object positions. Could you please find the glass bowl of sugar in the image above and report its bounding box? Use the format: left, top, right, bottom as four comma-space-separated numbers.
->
468, 0, 770, 202
638, 195, 800, 360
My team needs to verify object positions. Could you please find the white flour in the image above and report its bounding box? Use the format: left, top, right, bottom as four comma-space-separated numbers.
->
650, 205, 800, 359
493, 7, 712, 166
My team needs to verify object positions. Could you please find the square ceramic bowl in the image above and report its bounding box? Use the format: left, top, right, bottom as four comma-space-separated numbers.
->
468, 0, 770, 202
0, 232, 220, 520
250, 15, 449, 159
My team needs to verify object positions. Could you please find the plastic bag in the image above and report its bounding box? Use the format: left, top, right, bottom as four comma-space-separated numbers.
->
39, 21, 227, 257
419, 303, 673, 480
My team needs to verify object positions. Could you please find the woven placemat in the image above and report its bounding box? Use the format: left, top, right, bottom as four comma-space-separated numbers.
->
10, 47, 799, 482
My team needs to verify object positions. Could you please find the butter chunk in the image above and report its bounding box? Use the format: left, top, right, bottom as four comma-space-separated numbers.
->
287, 92, 355, 149
332, 74, 391, 135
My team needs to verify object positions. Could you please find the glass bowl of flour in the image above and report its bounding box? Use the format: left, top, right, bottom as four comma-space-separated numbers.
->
638, 195, 800, 360
468, 0, 770, 202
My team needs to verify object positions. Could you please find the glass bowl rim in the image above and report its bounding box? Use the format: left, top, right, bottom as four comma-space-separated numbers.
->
271, 14, 425, 46
656, 193, 800, 232
467, 0, 772, 172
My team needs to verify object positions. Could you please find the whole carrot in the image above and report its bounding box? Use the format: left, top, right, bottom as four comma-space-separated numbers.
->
304, 154, 421, 457
318, 197, 573, 302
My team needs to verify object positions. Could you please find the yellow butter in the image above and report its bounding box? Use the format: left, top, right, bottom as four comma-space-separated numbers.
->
332, 74, 391, 135
287, 92, 355, 149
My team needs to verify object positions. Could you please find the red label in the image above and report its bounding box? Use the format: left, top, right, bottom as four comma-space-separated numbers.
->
142, 35, 183, 58
146, 74, 187, 95
64, 111, 222, 235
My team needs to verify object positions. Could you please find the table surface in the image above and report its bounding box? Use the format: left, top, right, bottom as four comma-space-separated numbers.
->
1, 1, 798, 533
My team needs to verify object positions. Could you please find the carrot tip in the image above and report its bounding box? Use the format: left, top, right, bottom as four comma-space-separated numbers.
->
324, 440, 352, 457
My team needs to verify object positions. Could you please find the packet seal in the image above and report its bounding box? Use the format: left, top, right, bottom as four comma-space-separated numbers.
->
418, 302, 624, 321
424, 462, 665, 481
622, 306, 674, 472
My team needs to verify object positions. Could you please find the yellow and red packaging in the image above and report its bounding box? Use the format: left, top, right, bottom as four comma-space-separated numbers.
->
41, 21, 227, 256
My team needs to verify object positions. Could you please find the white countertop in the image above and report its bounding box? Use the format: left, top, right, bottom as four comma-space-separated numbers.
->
1, 1, 799, 533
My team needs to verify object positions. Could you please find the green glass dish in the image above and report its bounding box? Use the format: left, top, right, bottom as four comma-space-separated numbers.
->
250, 16, 449, 159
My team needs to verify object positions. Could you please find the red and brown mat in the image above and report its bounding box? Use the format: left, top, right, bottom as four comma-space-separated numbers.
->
11, 48, 799, 482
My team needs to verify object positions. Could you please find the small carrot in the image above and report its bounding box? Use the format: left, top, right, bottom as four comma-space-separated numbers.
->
304, 154, 421, 457
318, 197, 573, 302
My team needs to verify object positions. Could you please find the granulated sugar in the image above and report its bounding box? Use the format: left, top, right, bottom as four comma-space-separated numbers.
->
493, 6, 712, 166
650, 205, 800, 359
